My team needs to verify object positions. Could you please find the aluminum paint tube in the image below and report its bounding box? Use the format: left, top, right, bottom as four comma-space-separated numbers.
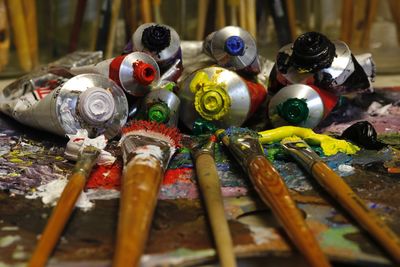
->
139, 84, 180, 127
0, 73, 128, 139
70, 52, 160, 96
269, 32, 375, 95
268, 84, 339, 129
128, 23, 183, 80
178, 66, 267, 130
203, 26, 260, 74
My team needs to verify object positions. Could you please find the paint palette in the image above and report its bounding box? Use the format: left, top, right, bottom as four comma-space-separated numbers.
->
1, 107, 399, 266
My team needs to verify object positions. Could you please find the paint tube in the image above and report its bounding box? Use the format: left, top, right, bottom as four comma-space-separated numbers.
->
178, 66, 267, 130
138, 82, 180, 127
203, 26, 260, 74
268, 84, 339, 129
69, 52, 160, 96
126, 23, 183, 81
0, 73, 128, 139
268, 32, 375, 95
64, 129, 116, 165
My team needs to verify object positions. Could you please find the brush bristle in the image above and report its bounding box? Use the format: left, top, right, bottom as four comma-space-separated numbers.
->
122, 120, 182, 148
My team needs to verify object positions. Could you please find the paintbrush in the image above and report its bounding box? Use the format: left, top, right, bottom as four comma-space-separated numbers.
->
0, 0, 10, 71
28, 146, 100, 267
191, 135, 237, 267
216, 127, 331, 267
6, 0, 33, 72
281, 138, 400, 264
196, 0, 209, 40
113, 120, 181, 267
105, 0, 122, 58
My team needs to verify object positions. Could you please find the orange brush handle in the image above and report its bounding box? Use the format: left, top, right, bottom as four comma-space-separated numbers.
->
248, 156, 331, 267
312, 161, 400, 263
113, 157, 163, 267
28, 172, 88, 267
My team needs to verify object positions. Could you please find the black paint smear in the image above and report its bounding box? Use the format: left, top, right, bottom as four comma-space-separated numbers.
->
341, 121, 385, 150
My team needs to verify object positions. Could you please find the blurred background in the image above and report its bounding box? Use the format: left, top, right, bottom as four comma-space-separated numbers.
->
0, 0, 399, 78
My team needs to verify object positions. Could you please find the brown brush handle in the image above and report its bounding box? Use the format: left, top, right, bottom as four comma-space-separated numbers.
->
28, 172, 87, 267
312, 161, 400, 263
6, 0, 33, 72
140, 0, 152, 23
215, 0, 226, 29
248, 156, 331, 267
113, 158, 163, 267
340, 0, 353, 43
388, 0, 400, 46
195, 153, 237, 267
196, 0, 209, 40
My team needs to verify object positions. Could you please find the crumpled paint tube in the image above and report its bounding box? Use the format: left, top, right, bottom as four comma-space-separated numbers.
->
0, 73, 128, 139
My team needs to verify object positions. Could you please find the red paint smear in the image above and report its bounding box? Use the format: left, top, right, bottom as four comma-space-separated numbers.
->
163, 168, 193, 185
86, 162, 122, 190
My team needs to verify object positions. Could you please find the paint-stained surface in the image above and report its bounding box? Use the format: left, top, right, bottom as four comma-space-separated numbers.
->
1, 88, 400, 266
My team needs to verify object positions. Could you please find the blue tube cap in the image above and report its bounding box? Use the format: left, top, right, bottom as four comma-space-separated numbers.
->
224, 36, 245, 56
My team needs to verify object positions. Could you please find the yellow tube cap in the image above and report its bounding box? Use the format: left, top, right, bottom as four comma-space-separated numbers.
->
190, 71, 231, 121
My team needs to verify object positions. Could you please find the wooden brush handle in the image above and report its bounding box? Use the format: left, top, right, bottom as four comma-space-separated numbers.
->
195, 153, 237, 267
312, 161, 400, 263
6, 0, 33, 72
248, 156, 331, 267
113, 158, 163, 267
28, 172, 87, 267
196, 0, 209, 40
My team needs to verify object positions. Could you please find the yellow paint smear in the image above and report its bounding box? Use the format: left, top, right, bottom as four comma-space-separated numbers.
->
189, 71, 231, 121
259, 126, 360, 156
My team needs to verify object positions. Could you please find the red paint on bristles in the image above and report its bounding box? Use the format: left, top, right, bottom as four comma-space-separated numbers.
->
209, 134, 217, 143
122, 120, 182, 148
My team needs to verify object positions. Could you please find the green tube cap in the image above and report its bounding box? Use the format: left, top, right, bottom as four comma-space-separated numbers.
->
148, 103, 170, 123
277, 98, 309, 124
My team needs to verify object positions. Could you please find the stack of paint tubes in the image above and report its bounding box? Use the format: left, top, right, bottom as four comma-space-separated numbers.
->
267, 31, 375, 129
0, 24, 376, 139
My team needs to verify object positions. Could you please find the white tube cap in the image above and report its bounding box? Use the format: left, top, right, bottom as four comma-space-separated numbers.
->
78, 87, 115, 125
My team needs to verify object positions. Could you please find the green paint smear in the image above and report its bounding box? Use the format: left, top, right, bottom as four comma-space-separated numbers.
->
321, 226, 360, 252
168, 248, 214, 258
378, 133, 400, 148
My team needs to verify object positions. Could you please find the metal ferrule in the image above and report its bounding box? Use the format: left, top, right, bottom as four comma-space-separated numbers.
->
191, 137, 216, 159
121, 134, 172, 170
73, 146, 100, 175
280, 140, 320, 173
217, 129, 264, 171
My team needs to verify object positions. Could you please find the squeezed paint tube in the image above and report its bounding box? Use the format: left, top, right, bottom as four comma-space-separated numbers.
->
127, 23, 183, 81
69, 52, 160, 96
138, 83, 180, 127
203, 26, 260, 74
268, 84, 339, 129
178, 66, 267, 130
269, 31, 375, 95
65, 129, 116, 165
0, 73, 128, 139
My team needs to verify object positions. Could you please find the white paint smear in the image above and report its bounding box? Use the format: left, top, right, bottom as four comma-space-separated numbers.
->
0, 235, 21, 248
26, 178, 94, 212
65, 129, 116, 165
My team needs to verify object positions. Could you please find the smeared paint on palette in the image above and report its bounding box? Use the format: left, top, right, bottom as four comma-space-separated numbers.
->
1, 86, 400, 267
